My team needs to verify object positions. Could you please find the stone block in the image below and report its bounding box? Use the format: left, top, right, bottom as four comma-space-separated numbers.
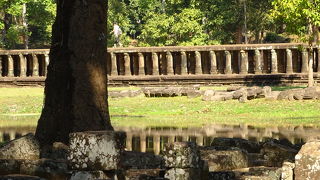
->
163, 142, 200, 168
0, 175, 44, 180
124, 169, 165, 180
164, 168, 202, 180
70, 171, 110, 180
202, 90, 215, 101
294, 140, 320, 180
120, 151, 164, 169
281, 162, 294, 180
68, 131, 126, 171
265, 91, 280, 101
200, 146, 248, 172
0, 133, 40, 160
261, 141, 297, 167
211, 138, 260, 153
0, 159, 20, 175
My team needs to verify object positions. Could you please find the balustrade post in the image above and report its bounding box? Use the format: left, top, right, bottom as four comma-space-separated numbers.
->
254, 50, 262, 74
153, 135, 161, 155
138, 53, 145, 76
44, 54, 49, 76
19, 54, 26, 77
286, 49, 293, 74
152, 52, 159, 75
0, 132, 3, 142
240, 50, 248, 74
9, 131, 15, 141
110, 52, 118, 76
166, 51, 174, 75
301, 49, 308, 73
140, 134, 146, 153
195, 51, 202, 75
126, 133, 132, 151
124, 53, 131, 76
181, 51, 188, 75
196, 136, 203, 146
271, 49, 278, 74
8, 55, 14, 77
32, 54, 39, 77
317, 48, 320, 73
210, 51, 217, 74
225, 51, 232, 74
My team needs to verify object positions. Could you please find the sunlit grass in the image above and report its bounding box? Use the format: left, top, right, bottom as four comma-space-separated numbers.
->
0, 86, 319, 128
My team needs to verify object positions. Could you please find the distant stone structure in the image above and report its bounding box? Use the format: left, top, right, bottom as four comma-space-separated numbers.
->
0, 43, 319, 86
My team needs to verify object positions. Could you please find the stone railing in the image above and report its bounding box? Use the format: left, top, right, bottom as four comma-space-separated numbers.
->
0, 43, 319, 78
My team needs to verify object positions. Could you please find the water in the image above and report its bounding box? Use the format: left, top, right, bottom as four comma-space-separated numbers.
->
1, 122, 320, 155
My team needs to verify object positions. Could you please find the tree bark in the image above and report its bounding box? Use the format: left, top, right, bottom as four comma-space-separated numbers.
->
35, 0, 113, 146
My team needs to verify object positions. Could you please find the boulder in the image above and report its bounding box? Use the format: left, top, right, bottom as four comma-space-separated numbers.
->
124, 169, 165, 180
294, 140, 320, 180
0, 133, 40, 160
202, 90, 215, 101
68, 131, 126, 171
303, 86, 320, 100
265, 91, 280, 101
164, 168, 202, 180
120, 151, 164, 169
187, 90, 203, 98
261, 141, 298, 167
232, 88, 247, 100
162, 142, 200, 168
211, 138, 261, 153
200, 146, 248, 172
281, 162, 295, 180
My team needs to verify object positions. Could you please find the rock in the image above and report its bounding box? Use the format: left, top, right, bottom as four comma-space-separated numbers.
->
164, 168, 202, 180
41, 142, 69, 160
68, 131, 126, 171
303, 87, 320, 100
70, 171, 110, 180
294, 140, 320, 180
187, 90, 203, 98
281, 162, 294, 180
265, 91, 280, 101
120, 151, 164, 169
208, 171, 236, 180
0, 133, 40, 160
227, 86, 242, 92
20, 159, 68, 179
232, 88, 247, 99
0, 159, 20, 175
211, 138, 261, 153
0, 175, 44, 180
124, 169, 165, 180
163, 142, 200, 168
200, 146, 248, 172
261, 141, 298, 167
202, 90, 215, 101
235, 167, 282, 180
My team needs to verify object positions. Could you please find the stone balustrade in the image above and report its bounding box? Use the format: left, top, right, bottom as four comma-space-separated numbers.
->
0, 43, 319, 79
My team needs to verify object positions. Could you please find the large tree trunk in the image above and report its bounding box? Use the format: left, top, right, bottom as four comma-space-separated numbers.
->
35, 0, 113, 146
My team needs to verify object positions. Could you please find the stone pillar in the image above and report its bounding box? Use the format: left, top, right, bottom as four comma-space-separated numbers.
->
181, 51, 188, 75
152, 52, 159, 75
153, 135, 161, 155
169, 136, 175, 143
240, 50, 248, 74
196, 136, 203, 146
126, 133, 132, 151
140, 134, 146, 153
0, 132, 3, 142
138, 53, 145, 76
124, 53, 131, 76
166, 51, 174, 75
32, 54, 39, 77
18, 54, 26, 77
195, 51, 202, 75
301, 49, 308, 73
8, 55, 14, 77
44, 54, 50, 76
271, 49, 278, 74
254, 50, 262, 74
225, 51, 232, 74
210, 51, 217, 74
9, 131, 15, 141
110, 52, 118, 76
286, 49, 293, 74
317, 48, 320, 73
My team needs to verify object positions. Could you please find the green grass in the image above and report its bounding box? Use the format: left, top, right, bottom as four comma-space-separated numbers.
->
0, 86, 319, 128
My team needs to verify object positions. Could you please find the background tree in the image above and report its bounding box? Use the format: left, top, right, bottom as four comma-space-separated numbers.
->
35, 0, 113, 146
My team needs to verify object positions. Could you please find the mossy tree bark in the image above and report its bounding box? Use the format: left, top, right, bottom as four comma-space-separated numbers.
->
35, 0, 113, 146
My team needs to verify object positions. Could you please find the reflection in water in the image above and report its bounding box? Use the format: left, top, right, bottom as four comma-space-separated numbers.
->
1, 124, 319, 154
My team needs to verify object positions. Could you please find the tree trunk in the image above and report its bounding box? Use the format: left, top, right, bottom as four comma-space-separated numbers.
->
22, 3, 28, 49
35, 0, 113, 146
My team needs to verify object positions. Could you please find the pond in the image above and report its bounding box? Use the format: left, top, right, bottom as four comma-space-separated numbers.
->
1, 115, 320, 155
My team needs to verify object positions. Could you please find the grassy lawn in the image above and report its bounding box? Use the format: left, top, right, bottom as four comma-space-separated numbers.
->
0, 86, 319, 128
